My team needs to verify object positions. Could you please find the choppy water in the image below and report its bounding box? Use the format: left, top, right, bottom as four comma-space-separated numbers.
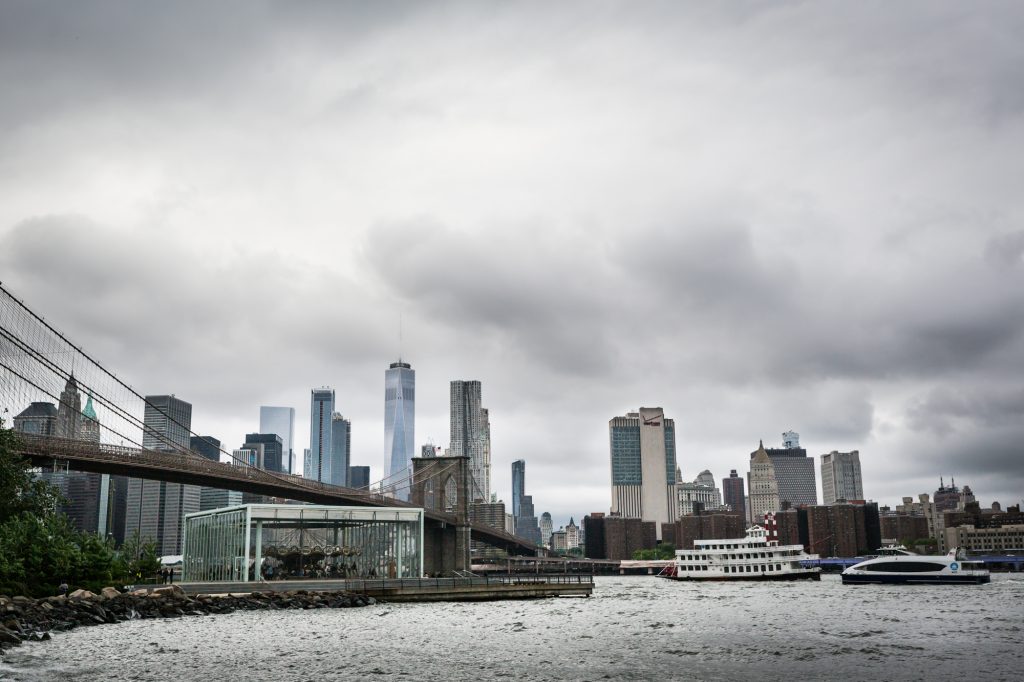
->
2, 575, 1022, 681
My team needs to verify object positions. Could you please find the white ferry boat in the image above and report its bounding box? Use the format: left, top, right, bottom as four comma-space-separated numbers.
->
662, 525, 821, 582
842, 547, 990, 585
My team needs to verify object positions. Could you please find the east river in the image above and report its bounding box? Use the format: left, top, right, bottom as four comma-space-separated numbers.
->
2, 575, 1022, 681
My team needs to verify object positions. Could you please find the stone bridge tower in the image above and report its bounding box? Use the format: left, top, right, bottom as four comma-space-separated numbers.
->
411, 455, 471, 575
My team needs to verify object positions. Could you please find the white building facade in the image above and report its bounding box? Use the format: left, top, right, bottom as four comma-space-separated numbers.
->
609, 407, 679, 540
821, 450, 864, 504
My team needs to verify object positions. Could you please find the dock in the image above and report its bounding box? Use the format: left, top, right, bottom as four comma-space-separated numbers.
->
157, 574, 593, 602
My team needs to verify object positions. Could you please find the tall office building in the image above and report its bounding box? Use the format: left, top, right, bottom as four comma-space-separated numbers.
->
722, 469, 746, 520
695, 470, 716, 489
79, 394, 101, 443
190, 436, 222, 462
747, 441, 780, 524
55, 375, 82, 438
349, 465, 370, 490
384, 361, 415, 501
125, 395, 197, 556
306, 388, 335, 484
480, 408, 492, 502
26, 380, 118, 539
511, 460, 526, 518
330, 414, 351, 487
761, 432, 818, 507
449, 380, 490, 501
516, 494, 542, 545
539, 511, 553, 547
232, 448, 257, 467
821, 450, 864, 504
259, 406, 295, 474
676, 473, 723, 516
609, 407, 678, 540
243, 433, 286, 473
192, 435, 236, 513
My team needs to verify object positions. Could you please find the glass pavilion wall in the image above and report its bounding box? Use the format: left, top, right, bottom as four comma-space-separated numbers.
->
182, 505, 423, 583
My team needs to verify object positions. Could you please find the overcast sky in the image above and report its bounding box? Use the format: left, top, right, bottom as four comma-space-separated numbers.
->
1, 1, 1022, 528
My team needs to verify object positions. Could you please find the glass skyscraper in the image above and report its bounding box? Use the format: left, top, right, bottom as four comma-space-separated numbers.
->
511, 459, 525, 518
384, 361, 415, 501
243, 433, 286, 474
259, 406, 296, 474
450, 380, 489, 502
306, 388, 335, 484
330, 414, 351, 487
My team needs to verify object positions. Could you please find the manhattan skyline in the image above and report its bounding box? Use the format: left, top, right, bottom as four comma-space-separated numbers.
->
1, 2, 1022, 524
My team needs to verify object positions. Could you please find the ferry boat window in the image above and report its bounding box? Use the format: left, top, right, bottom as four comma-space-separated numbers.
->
864, 561, 946, 573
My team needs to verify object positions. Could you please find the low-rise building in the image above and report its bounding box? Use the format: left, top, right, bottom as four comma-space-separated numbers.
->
878, 512, 930, 544
942, 502, 1024, 554
797, 502, 882, 557
675, 480, 724, 517
583, 513, 656, 560
662, 511, 746, 550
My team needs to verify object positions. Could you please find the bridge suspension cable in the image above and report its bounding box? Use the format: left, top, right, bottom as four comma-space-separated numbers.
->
0, 282, 381, 499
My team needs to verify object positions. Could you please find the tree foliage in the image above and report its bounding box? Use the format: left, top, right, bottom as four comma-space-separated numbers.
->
0, 426, 62, 524
0, 423, 161, 596
632, 543, 677, 560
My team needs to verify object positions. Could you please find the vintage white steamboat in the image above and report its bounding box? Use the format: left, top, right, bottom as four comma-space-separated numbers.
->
662, 525, 821, 581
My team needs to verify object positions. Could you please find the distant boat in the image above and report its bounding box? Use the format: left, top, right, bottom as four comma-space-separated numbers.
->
842, 547, 990, 585
661, 525, 821, 582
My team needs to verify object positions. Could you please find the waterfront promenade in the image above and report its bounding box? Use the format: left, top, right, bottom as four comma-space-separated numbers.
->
139, 574, 594, 602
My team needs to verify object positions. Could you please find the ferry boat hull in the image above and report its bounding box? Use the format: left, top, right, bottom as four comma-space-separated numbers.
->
664, 570, 821, 582
841, 573, 989, 585
841, 547, 990, 585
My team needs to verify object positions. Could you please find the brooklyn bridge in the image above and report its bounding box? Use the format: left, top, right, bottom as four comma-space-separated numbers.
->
0, 282, 538, 575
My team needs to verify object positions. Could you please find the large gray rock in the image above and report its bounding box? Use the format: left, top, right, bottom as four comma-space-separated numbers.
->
151, 585, 186, 599
100, 587, 121, 600
67, 589, 96, 600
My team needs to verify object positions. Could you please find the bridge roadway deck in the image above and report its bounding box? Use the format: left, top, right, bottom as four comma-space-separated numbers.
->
147, 575, 593, 601
15, 434, 537, 555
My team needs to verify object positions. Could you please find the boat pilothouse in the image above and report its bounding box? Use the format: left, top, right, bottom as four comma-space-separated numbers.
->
842, 547, 990, 585
662, 525, 821, 582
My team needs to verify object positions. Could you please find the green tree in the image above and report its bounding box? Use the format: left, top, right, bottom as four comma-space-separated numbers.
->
0, 422, 129, 596
115, 531, 161, 584
0, 425, 62, 523
632, 544, 676, 561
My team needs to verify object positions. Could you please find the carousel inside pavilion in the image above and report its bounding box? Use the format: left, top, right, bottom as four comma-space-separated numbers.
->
182, 504, 424, 583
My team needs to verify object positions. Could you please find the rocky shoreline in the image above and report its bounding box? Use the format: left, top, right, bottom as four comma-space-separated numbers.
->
0, 585, 376, 657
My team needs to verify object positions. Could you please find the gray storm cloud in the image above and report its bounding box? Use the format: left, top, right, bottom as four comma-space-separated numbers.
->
1, 1, 1022, 523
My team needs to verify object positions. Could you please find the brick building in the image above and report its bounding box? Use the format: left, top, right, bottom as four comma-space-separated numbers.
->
583, 513, 657, 560
879, 512, 930, 543
661, 511, 746, 550
797, 502, 881, 557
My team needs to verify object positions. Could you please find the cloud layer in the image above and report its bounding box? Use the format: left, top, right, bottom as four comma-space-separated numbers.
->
2, 1, 1022, 525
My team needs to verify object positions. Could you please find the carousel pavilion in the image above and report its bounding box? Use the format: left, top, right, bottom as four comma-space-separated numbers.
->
182, 504, 423, 582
